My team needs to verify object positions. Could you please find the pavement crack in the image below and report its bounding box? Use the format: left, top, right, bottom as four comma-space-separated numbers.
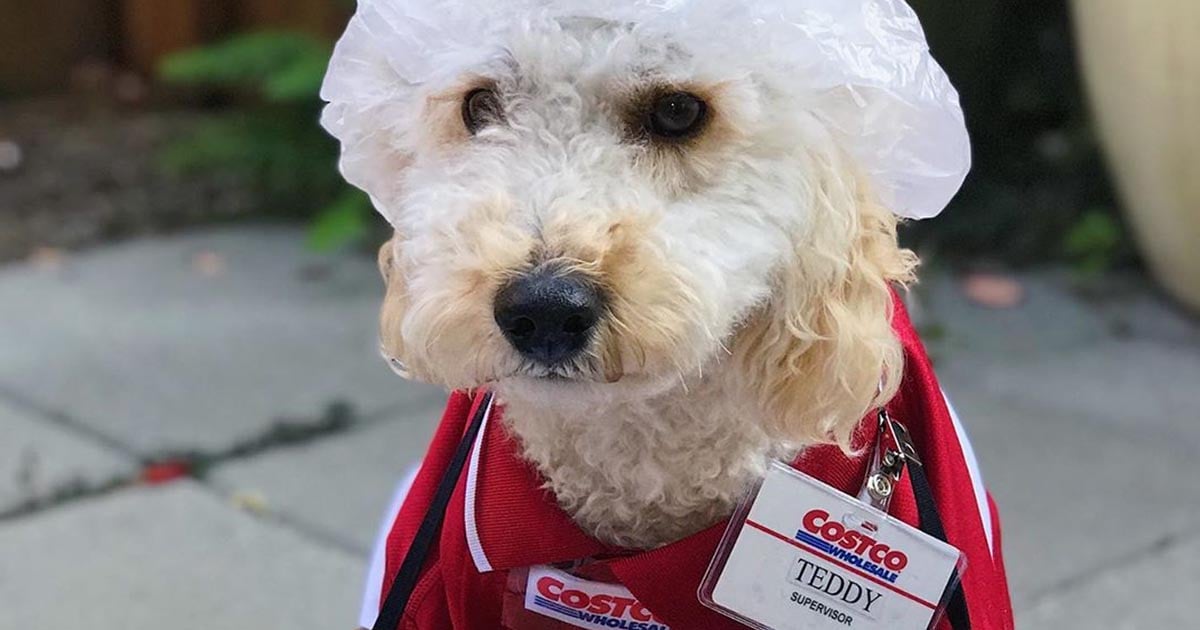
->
0, 382, 141, 460
0, 473, 132, 521
193, 482, 367, 558
0, 398, 380, 523
149, 400, 361, 480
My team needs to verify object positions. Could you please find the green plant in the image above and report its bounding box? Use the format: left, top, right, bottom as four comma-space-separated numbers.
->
1062, 209, 1123, 275
159, 31, 374, 251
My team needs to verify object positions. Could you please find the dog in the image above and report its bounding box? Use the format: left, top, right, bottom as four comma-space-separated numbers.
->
323, 2, 1013, 628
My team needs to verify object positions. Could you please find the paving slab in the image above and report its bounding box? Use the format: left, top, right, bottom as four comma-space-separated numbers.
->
943, 386, 1200, 613
1022, 534, 1200, 630
0, 482, 363, 630
0, 397, 134, 513
1089, 273, 1200, 347
923, 269, 1200, 452
0, 226, 437, 455
941, 340, 1200, 453
211, 395, 447, 554
919, 271, 1114, 361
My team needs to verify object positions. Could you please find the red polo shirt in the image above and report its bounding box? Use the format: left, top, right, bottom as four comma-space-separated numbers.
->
372, 298, 1014, 629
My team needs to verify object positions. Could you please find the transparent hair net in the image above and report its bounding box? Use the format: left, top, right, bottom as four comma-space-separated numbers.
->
321, 0, 970, 221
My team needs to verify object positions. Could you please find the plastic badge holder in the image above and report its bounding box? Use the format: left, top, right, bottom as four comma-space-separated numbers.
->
700, 462, 965, 630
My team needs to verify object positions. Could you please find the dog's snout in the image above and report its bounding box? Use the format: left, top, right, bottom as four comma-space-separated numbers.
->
494, 269, 603, 366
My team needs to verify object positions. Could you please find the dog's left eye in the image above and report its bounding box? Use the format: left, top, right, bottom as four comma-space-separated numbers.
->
463, 88, 503, 134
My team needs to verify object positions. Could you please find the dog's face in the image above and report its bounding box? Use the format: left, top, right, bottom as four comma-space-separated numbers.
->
378, 19, 915, 441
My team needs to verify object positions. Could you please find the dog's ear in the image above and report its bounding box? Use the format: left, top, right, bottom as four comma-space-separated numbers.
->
378, 235, 409, 370
733, 165, 917, 448
378, 236, 397, 283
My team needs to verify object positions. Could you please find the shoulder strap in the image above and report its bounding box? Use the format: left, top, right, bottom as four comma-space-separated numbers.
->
372, 391, 494, 630
908, 460, 972, 630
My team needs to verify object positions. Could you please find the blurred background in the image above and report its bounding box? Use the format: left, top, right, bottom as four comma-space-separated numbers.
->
0, 1, 1197, 628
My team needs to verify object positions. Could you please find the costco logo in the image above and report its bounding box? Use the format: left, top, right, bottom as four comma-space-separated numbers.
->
796, 509, 909, 583
525, 567, 670, 630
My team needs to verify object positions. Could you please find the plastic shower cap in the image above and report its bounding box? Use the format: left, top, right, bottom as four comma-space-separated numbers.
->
321, 0, 970, 220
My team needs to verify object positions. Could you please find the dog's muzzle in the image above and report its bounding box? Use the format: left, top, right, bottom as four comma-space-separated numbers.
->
493, 267, 603, 367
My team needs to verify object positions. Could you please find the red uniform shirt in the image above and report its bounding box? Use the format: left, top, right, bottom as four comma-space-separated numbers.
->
370, 298, 1014, 629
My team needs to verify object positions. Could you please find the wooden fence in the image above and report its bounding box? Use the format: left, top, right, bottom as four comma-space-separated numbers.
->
0, 0, 347, 94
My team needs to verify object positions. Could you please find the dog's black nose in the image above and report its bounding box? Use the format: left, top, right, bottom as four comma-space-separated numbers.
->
494, 269, 603, 366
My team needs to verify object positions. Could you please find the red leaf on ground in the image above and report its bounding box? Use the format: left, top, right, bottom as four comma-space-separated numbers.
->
192, 251, 226, 277
140, 460, 191, 485
962, 272, 1025, 309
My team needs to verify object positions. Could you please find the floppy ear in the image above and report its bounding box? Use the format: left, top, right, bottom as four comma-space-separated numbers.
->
733, 165, 918, 448
377, 236, 396, 283
378, 235, 411, 372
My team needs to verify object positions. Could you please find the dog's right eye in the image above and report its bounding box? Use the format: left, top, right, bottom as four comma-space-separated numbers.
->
646, 92, 708, 140
463, 88, 503, 134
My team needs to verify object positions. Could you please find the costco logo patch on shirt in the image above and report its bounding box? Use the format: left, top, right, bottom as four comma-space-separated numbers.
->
525, 566, 670, 630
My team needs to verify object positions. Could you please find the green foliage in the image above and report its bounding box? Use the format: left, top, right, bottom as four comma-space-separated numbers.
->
307, 190, 373, 251
159, 31, 374, 252
1063, 210, 1122, 275
160, 32, 330, 103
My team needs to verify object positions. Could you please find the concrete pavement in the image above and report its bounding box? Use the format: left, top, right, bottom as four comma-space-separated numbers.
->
920, 271, 1200, 622
0, 226, 444, 629
0, 483, 363, 629
1, 226, 1197, 629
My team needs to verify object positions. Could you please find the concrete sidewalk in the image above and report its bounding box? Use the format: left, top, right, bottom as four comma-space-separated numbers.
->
2, 226, 1198, 629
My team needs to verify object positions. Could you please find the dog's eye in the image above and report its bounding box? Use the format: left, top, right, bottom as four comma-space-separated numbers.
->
646, 92, 707, 139
463, 88, 503, 134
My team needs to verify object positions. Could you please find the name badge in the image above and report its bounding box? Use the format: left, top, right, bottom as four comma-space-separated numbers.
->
700, 462, 964, 630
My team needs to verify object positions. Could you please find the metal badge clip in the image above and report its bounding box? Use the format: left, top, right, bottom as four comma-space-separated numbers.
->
857, 408, 921, 513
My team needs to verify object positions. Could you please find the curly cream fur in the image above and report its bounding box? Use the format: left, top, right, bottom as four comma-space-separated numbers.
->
734, 163, 918, 449
489, 160, 915, 548
370, 19, 919, 549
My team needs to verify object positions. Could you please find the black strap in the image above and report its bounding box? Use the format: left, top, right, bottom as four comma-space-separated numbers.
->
908, 460, 972, 630
372, 392, 493, 630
